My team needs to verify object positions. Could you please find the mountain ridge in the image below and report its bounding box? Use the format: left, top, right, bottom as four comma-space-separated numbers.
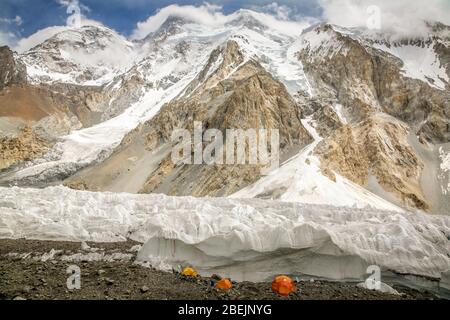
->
0, 14, 448, 213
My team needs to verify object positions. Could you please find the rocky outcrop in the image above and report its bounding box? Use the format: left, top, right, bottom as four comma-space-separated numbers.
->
143, 16, 185, 43
0, 46, 27, 90
312, 105, 343, 138
297, 24, 450, 143
0, 127, 50, 171
316, 114, 429, 211
295, 24, 450, 211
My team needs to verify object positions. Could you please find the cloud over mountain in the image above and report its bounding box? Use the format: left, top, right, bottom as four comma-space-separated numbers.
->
320, 0, 450, 37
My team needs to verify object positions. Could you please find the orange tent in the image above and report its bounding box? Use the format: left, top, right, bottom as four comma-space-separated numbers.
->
272, 275, 296, 296
215, 279, 233, 291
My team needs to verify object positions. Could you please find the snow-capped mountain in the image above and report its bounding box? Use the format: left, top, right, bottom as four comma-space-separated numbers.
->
294, 23, 449, 213
1, 12, 449, 213
21, 25, 137, 86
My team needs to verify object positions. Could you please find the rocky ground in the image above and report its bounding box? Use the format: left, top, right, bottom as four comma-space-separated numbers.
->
0, 239, 439, 300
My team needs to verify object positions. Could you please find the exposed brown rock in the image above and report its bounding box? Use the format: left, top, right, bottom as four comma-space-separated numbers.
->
0, 126, 50, 171
296, 24, 450, 211
0, 46, 27, 90
0, 85, 86, 139
298, 24, 450, 144
316, 114, 429, 211
312, 105, 343, 138
0, 85, 70, 122
64, 180, 99, 192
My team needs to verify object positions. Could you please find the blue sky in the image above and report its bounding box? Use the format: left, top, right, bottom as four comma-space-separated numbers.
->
0, 0, 322, 39
1, 0, 450, 49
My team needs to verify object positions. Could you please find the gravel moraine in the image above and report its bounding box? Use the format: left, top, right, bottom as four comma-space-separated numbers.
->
0, 239, 439, 301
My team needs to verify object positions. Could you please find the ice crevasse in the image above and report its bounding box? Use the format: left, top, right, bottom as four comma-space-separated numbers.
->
0, 186, 449, 283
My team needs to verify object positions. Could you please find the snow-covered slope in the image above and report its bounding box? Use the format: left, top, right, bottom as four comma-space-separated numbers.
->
21, 25, 137, 86
0, 186, 448, 283
232, 117, 403, 212
372, 41, 449, 90
440, 146, 450, 196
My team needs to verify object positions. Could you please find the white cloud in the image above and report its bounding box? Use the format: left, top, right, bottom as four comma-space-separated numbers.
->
0, 16, 22, 48
56, 0, 91, 13
0, 0, 101, 53
257, 3, 292, 21
0, 15, 23, 26
131, 3, 310, 39
7, 1, 450, 53
131, 3, 226, 39
0, 30, 17, 48
319, 0, 450, 37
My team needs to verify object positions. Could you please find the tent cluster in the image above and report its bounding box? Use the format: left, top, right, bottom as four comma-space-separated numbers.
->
181, 267, 297, 296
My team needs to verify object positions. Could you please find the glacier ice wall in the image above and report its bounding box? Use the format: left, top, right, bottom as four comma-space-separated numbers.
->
0, 186, 449, 282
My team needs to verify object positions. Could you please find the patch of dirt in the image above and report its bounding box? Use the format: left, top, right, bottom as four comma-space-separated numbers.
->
0, 86, 66, 122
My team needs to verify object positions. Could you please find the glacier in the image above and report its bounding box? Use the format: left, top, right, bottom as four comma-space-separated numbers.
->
0, 186, 449, 286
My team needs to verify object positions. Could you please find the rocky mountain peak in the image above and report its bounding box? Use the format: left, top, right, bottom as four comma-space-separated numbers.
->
143, 16, 187, 43
184, 40, 245, 96
65, 50, 313, 197
30, 24, 128, 53
226, 10, 268, 32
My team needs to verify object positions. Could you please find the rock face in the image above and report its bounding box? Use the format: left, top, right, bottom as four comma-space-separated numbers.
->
65, 41, 313, 196
143, 41, 311, 154
316, 114, 428, 210
295, 23, 450, 211
298, 24, 449, 143
312, 105, 343, 138
0, 46, 27, 90
139, 60, 312, 197
0, 127, 50, 171
0, 85, 86, 136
